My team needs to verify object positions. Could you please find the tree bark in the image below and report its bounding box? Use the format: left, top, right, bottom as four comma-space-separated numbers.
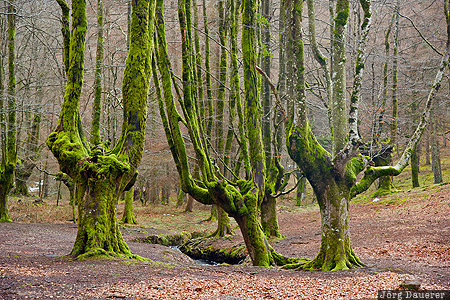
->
431, 111, 442, 184
331, 0, 350, 156
121, 188, 137, 224
411, 101, 420, 188
296, 173, 306, 206
90, 0, 103, 145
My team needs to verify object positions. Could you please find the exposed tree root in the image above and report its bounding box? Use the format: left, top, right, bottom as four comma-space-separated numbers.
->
0, 215, 12, 223
282, 252, 365, 271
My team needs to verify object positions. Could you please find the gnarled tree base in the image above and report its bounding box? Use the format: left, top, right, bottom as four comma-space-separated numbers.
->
283, 247, 364, 271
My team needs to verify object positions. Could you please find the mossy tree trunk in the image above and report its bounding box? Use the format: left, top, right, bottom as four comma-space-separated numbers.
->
258, 0, 289, 239
47, 0, 155, 258
261, 194, 281, 238
121, 188, 137, 224
431, 105, 443, 184
330, 0, 350, 156
295, 172, 306, 206
0, 0, 17, 223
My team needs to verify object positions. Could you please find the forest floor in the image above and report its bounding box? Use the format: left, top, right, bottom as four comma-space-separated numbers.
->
0, 158, 449, 299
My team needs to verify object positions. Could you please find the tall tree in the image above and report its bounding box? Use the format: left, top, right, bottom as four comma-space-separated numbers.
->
285, 0, 449, 271
259, 0, 289, 239
285, 0, 371, 270
47, 0, 156, 258
0, 0, 17, 223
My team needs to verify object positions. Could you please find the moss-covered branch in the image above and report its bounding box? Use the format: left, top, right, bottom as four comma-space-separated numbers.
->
156, 0, 212, 205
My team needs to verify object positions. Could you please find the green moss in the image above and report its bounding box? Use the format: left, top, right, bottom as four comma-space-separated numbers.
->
344, 155, 365, 186
0, 215, 12, 223
334, 2, 349, 28
76, 247, 150, 262
136, 232, 191, 246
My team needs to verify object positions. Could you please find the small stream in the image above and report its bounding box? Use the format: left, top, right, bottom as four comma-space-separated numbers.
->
169, 246, 221, 266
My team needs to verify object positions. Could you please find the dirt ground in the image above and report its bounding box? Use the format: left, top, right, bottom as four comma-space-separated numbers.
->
0, 181, 449, 299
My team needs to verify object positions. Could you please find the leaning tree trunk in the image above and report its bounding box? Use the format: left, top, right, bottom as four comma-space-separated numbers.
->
47, 0, 155, 259
155, 0, 277, 266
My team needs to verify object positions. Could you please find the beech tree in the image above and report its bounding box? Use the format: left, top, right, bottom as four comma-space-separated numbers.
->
0, 0, 17, 223
284, 0, 449, 271
154, 0, 302, 266
47, 0, 155, 258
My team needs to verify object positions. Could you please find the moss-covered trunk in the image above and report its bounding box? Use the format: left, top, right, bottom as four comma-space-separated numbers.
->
121, 188, 137, 224
410, 101, 420, 188
261, 195, 281, 238
14, 162, 34, 196
90, 0, 103, 146
0, 163, 14, 222
210, 207, 232, 237
287, 125, 364, 270
235, 204, 273, 266
411, 146, 420, 187
296, 174, 306, 206
72, 179, 131, 258
307, 182, 362, 270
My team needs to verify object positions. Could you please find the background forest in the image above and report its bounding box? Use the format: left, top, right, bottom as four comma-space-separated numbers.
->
0, 0, 447, 205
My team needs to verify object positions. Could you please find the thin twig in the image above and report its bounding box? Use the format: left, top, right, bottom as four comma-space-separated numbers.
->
399, 13, 443, 56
